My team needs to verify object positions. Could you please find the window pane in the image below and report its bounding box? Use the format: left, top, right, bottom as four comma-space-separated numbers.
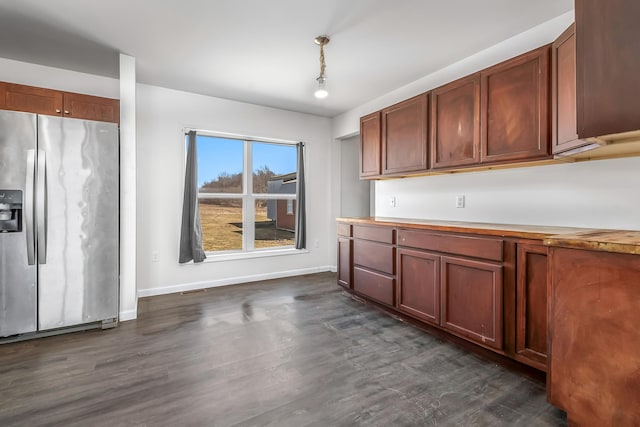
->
196, 136, 244, 193
252, 142, 296, 194
255, 199, 295, 249
199, 198, 243, 252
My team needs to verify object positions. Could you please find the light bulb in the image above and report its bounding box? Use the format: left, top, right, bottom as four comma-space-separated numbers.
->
314, 88, 328, 99
314, 77, 328, 99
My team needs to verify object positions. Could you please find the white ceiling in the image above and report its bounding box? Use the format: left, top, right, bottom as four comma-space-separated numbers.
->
0, 0, 573, 117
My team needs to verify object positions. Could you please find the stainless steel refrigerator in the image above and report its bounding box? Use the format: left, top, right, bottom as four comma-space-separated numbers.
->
0, 110, 119, 339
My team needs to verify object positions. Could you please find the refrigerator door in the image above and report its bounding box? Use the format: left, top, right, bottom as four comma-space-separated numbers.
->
0, 110, 37, 338
37, 115, 119, 330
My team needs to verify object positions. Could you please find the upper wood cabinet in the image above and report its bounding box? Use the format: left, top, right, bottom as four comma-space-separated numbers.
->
1, 82, 63, 116
359, 111, 381, 178
576, 0, 640, 138
382, 94, 429, 175
551, 24, 588, 154
0, 81, 120, 124
430, 74, 480, 169
480, 46, 550, 164
63, 92, 120, 123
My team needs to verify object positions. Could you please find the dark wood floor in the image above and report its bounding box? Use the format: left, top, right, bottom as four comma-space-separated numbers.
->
0, 272, 566, 426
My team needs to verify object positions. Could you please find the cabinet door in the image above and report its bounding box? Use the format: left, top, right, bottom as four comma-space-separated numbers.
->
430, 74, 480, 169
360, 112, 381, 178
440, 256, 503, 350
548, 247, 640, 425
480, 46, 550, 163
576, 0, 640, 138
515, 244, 548, 371
382, 94, 429, 175
552, 24, 590, 155
0, 81, 6, 109
3, 83, 63, 116
63, 92, 120, 124
337, 237, 352, 289
397, 248, 440, 325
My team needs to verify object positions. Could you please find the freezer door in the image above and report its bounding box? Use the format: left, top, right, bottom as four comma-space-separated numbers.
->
0, 110, 37, 338
37, 116, 119, 330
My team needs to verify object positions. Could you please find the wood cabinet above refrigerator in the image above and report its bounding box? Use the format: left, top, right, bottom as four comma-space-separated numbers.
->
0, 81, 119, 124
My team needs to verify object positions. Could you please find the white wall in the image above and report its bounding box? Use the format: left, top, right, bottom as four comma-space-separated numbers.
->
136, 84, 333, 296
0, 57, 119, 99
375, 158, 640, 230
330, 9, 640, 233
340, 136, 370, 217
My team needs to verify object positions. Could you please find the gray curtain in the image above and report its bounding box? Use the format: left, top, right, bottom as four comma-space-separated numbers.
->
295, 142, 306, 249
179, 131, 207, 263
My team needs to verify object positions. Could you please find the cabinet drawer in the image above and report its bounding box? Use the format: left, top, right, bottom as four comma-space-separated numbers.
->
397, 229, 503, 262
353, 239, 395, 274
354, 267, 395, 306
353, 225, 395, 243
337, 223, 352, 237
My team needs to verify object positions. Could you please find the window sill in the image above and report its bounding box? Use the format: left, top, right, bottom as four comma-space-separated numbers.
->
184, 247, 309, 264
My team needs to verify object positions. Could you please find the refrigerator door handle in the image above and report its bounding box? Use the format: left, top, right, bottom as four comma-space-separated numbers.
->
37, 149, 47, 264
25, 149, 36, 265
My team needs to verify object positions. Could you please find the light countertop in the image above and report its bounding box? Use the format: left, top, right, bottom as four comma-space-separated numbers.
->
337, 217, 640, 255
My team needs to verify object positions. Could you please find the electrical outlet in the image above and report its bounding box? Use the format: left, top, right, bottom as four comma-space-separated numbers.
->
152, 251, 160, 262
390, 196, 396, 207
455, 195, 465, 208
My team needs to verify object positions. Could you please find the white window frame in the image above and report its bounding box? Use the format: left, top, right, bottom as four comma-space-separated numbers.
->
189, 130, 299, 256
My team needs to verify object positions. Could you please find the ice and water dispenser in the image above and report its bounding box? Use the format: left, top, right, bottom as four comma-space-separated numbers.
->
0, 190, 22, 233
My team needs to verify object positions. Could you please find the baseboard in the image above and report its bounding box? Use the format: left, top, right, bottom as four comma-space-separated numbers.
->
118, 308, 138, 322
137, 266, 334, 298
329, 265, 337, 273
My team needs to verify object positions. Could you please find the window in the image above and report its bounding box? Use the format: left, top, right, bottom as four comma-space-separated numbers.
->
191, 134, 298, 253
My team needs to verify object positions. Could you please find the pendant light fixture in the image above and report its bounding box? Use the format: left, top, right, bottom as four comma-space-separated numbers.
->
314, 35, 330, 99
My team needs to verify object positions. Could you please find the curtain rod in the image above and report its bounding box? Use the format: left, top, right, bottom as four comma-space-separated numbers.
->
182, 127, 300, 146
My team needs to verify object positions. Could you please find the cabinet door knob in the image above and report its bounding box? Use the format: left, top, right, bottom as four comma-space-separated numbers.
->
64, 110, 70, 115
55, 109, 61, 113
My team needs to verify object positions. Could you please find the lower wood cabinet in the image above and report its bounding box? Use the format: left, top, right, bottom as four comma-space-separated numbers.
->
440, 256, 504, 350
548, 247, 640, 425
397, 248, 440, 325
338, 221, 551, 371
337, 237, 352, 289
353, 267, 395, 306
515, 243, 548, 370
353, 239, 395, 275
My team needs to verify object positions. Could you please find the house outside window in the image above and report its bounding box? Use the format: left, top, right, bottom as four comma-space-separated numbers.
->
190, 134, 298, 253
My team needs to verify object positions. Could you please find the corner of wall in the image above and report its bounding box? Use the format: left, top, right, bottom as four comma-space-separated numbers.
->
119, 53, 138, 321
